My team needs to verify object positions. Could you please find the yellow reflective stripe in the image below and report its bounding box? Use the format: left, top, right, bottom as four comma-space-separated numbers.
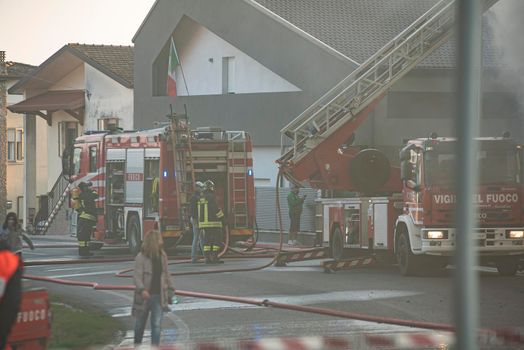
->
80, 213, 96, 221
199, 222, 222, 228
216, 210, 224, 218
78, 241, 88, 247
203, 246, 211, 251
212, 246, 220, 251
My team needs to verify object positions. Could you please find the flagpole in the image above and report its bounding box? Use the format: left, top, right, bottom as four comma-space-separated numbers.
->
171, 37, 190, 97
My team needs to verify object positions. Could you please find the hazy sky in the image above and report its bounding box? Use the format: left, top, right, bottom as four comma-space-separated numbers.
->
0, 0, 156, 65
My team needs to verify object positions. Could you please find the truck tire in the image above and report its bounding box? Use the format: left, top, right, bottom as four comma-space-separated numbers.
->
396, 229, 420, 276
496, 258, 519, 276
331, 226, 344, 261
127, 215, 142, 255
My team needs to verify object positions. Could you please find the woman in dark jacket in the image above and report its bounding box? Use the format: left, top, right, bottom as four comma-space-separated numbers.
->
0, 212, 34, 255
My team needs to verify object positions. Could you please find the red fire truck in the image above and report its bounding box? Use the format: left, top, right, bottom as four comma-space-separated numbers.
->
277, 0, 523, 275
304, 136, 524, 276
62, 116, 255, 254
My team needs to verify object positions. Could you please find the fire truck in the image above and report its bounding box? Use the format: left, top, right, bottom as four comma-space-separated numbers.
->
62, 115, 255, 254
278, 0, 524, 275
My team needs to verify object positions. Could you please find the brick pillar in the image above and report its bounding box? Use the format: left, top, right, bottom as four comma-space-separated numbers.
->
0, 51, 8, 219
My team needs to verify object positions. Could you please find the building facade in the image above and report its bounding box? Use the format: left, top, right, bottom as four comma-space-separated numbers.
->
8, 44, 134, 231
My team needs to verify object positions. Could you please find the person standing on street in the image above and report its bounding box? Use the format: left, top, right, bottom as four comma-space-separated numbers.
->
74, 182, 98, 257
0, 239, 23, 350
287, 185, 306, 246
0, 212, 34, 256
198, 180, 225, 264
189, 181, 205, 263
132, 230, 175, 347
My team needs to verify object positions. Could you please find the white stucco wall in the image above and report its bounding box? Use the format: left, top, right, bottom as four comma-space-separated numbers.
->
84, 63, 134, 131
173, 16, 300, 96
252, 146, 284, 187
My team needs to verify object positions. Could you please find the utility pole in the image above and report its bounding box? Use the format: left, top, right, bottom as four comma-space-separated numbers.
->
0, 51, 8, 219
454, 1, 481, 349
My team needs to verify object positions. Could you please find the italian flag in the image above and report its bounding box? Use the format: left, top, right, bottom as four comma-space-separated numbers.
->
166, 37, 180, 97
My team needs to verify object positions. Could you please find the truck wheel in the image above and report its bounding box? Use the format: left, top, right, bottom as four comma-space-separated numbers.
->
396, 229, 419, 276
496, 258, 519, 276
127, 215, 142, 255
331, 227, 344, 261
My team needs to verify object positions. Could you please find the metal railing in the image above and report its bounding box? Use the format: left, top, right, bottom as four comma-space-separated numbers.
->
279, 0, 499, 165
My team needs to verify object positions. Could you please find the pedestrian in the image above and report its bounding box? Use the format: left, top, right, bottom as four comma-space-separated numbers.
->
0, 212, 34, 256
0, 239, 23, 350
287, 185, 306, 246
132, 230, 175, 347
189, 181, 205, 263
198, 180, 225, 264
73, 182, 98, 257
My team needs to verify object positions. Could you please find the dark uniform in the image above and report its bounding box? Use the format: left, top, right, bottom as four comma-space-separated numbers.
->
198, 188, 225, 264
76, 183, 99, 257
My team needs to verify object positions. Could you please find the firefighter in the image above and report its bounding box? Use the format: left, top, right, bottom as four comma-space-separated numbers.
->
76, 182, 99, 257
198, 180, 225, 264
151, 176, 160, 213
189, 181, 205, 263
0, 239, 23, 350
287, 185, 306, 246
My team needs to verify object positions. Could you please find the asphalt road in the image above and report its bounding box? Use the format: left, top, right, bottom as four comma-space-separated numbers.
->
21, 235, 524, 347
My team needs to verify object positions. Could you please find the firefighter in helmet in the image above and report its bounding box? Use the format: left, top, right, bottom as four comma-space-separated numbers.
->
190, 181, 205, 263
198, 180, 225, 264
76, 182, 99, 257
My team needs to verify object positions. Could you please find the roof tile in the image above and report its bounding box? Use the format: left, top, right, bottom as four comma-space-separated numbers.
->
68, 43, 134, 85
254, 0, 503, 69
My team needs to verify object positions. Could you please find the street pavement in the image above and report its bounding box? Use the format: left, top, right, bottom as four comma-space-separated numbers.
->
21, 235, 524, 347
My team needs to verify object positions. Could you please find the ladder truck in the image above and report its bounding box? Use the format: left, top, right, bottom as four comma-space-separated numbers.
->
62, 114, 256, 254
278, 0, 524, 276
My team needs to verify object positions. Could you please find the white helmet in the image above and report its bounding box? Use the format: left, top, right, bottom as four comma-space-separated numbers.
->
195, 181, 205, 192
204, 180, 215, 191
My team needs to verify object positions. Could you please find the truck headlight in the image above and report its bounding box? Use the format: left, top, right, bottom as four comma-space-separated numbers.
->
424, 230, 447, 239
506, 230, 524, 239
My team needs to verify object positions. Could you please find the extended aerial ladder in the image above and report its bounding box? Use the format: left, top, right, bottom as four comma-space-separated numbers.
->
169, 112, 196, 229
278, 0, 499, 193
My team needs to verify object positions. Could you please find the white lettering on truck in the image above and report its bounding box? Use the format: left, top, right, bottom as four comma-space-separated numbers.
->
434, 193, 519, 204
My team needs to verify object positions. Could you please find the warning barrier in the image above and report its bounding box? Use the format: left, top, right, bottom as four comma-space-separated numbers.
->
274, 248, 329, 267
322, 256, 376, 273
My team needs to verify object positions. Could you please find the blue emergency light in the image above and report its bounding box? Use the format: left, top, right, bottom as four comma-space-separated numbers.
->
163, 170, 168, 178
247, 168, 253, 176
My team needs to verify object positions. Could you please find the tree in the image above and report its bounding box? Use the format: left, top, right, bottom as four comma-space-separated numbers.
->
0, 51, 7, 219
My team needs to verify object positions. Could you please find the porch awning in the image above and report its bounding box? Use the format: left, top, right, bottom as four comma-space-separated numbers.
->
8, 89, 85, 125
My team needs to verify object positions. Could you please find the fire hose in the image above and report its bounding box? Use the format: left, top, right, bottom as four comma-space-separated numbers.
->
21, 272, 524, 345
20, 170, 524, 343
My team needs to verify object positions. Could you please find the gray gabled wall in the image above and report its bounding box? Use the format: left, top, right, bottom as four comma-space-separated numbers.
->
133, 0, 357, 145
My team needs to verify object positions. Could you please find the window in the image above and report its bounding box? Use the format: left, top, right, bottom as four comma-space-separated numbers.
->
7, 129, 15, 161
58, 122, 79, 157
16, 130, 23, 161
89, 146, 98, 173
73, 148, 82, 175
98, 118, 120, 131
7, 128, 23, 162
222, 56, 235, 94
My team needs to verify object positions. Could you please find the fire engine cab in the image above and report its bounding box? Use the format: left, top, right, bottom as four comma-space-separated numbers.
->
62, 116, 255, 254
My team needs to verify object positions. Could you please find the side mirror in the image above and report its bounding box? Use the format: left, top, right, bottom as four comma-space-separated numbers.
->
400, 160, 411, 181
406, 180, 421, 192
62, 148, 73, 180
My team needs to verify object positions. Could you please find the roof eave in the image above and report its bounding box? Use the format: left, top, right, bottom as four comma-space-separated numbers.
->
132, 0, 160, 43
8, 45, 71, 94
67, 46, 134, 88
244, 0, 360, 66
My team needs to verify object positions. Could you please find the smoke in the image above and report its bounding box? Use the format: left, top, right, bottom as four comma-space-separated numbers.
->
487, 0, 524, 121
